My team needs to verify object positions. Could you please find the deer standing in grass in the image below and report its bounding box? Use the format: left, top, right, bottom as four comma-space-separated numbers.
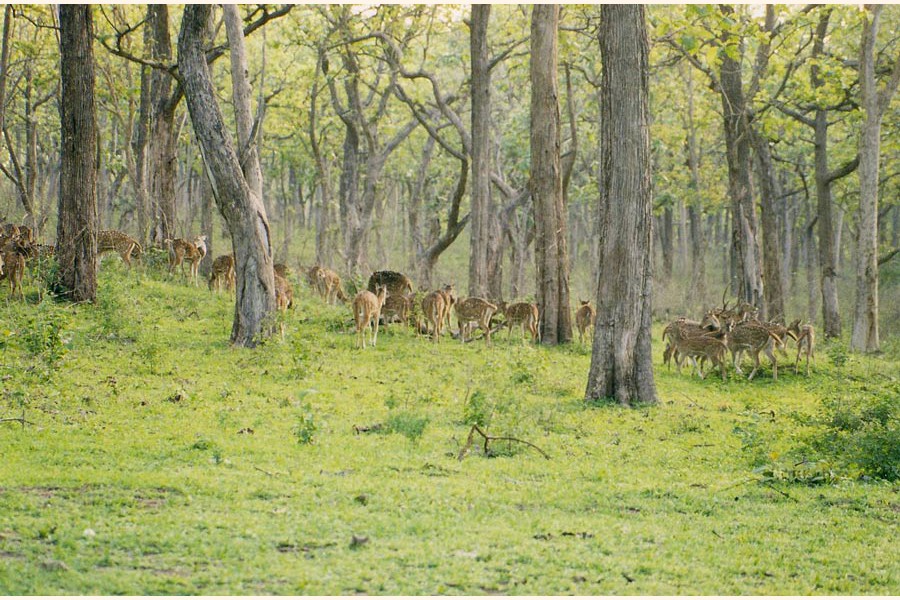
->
574, 300, 595, 344
498, 301, 540, 343
353, 285, 388, 349
208, 254, 235, 292
422, 289, 447, 342
455, 297, 498, 346
97, 230, 143, 268
788, 320, 816, 375
166, 235, 208, 285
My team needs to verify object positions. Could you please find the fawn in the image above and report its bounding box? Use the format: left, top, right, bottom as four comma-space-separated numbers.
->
574, 300, 595, 344
455, 297, 498, 346
353, 284, 388, 349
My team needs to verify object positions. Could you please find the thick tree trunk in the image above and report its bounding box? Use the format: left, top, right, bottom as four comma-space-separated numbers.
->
718, 9, 764, 311
468, 4, 492, 297
54, 4, 98, 303
148, 4, 176, 245
852, 5, 899, 352
530, 4, 572, 345
750, 128, 786, 321
586, 4, 657, 406
178, 4, 276, 347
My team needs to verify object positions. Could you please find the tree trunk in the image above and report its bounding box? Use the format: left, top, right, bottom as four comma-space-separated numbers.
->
409, 136, 435, 278
468, 4, 492, 297
750, 127, 785, 321
148, 4, 176, 245
133, 12, 152, 245
660, 205, 674, 282
586, 4, 657, 406
199, 165, 214, 277
530, 4, 571, 344
224, 4, 264, 201
684, 66, 707, 310
852, 5, 899, 352
178, 4, 276, 347
54, 4, 98, 303
718, 7, 764, 311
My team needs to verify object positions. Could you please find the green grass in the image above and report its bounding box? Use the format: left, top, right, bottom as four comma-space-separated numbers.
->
0, 262, 898, 594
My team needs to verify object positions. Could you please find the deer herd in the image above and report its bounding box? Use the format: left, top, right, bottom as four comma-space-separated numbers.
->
2, 221, 816, 381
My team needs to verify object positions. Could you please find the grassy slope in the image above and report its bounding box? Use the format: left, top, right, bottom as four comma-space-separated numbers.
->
0, 264, 898, 595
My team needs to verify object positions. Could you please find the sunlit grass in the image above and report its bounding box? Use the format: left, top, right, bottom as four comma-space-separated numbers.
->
0, 262, 897, 594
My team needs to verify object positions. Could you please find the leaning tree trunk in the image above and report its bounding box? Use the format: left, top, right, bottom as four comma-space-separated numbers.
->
178, 4, 276, 347
530, 4, 572, 345
468, 4, 492, 297
54, 4, 98, 303
852, 5, 899, 352
585, 4, 657, 406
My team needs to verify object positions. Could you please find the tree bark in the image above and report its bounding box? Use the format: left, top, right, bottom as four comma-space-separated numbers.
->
585, 4, 657, 406
148, 4, 177, 245
178, 4, 276, 347
224, 5, 264, 201
530, 4, 572, 344
750, 128, 786, 321
468, 4, 492, 297
199, 164, 214, 277
54, 4, 98, 303
852, 4, 900, 352
718, 6, 764, 311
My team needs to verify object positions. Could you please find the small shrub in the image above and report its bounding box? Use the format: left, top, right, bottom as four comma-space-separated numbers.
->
293, 404, 317, 444
20, 302, 69, 369
462, 390, 493, 428
385, 411, 429, 444
826, 341, 849, 368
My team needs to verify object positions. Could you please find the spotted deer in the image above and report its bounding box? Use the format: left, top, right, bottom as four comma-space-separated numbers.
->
0, 241, 27, 299
727, 320, 785, 381
381, 293, 414, 327
662, 316, 711, 370
274, 263, 292, 280
97, 230, 143, 268
208, 254, 235, 292
353, 284, 388, 349
367, 270, 414, 297
574, 300, 595, 344
422, 290, 447, 342
498, 301, 539, 343
312, 266, 347, 304
438, 284, 457, 332
672, 331, 730, 381
455, 297, 498, 346
274, 274, 294, 311
166, 235, 208, 285
788, 320, 816, 375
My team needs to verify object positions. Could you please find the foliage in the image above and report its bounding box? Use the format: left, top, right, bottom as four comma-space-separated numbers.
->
292, 403, 318, 445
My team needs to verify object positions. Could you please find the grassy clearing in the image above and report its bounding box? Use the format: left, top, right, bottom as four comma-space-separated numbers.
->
0, 263, 898, 594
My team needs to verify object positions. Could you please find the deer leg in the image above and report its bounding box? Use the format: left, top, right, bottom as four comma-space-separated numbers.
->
373, 312, 380, 347
747, 351, 761, 381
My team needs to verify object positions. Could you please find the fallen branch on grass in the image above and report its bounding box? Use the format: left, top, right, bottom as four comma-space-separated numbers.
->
457, 424, 550, 461
0, 411, 33, 429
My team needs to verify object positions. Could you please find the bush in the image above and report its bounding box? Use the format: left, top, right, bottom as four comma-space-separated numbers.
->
385, 411, 429, 444
802, 387, 900, 481
20, 302, 69, 369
